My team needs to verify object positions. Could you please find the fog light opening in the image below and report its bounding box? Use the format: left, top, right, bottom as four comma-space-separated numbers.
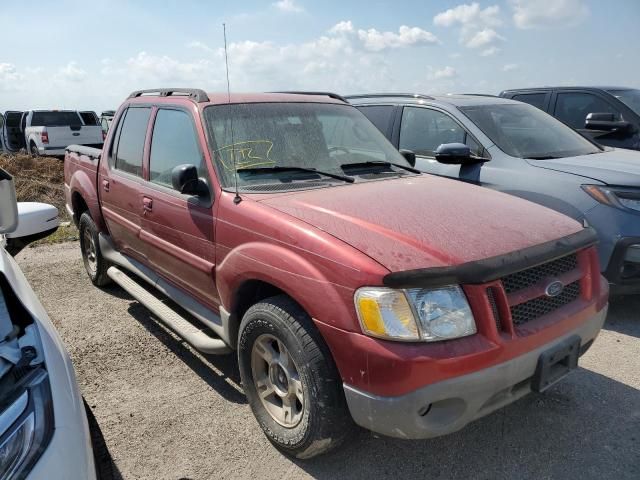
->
418, 404, 432, 417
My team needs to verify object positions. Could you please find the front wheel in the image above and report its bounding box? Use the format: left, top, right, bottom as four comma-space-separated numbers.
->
79, 212, 111, 286
238, 295, 353, 459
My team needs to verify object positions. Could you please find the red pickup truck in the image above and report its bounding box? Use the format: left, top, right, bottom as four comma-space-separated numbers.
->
64, 88, 608, 458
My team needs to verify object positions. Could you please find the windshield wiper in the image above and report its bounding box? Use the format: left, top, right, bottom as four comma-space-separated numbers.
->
340, 161, 421, 174
236, 166, 354, 183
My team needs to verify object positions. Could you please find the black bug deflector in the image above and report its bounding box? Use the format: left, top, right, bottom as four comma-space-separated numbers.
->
383, 227, 598, 289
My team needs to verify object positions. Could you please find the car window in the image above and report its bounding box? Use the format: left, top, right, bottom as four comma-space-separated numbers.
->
356, 106, 395, 135
31, 111, 82, 127
399, 107, 479, 156
555, 92, 619, 129
461, 103, 601, 159
101, 118, 109, 132
149, 109, 205, 188
114, 107, 151, 177
512, 93, 547, 111
607, 89, 640, 117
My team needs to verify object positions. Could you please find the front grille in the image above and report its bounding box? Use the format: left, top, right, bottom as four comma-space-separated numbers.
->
486, 286, 501, 331
510, 281, 581, 325
502, 254, 578, 294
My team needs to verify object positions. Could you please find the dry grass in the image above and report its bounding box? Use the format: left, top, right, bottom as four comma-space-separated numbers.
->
0, 151, 78, 245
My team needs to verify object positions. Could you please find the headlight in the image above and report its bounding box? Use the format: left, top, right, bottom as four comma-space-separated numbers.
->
582, 185, 640, 213
0, 370, 53, 480
354, 285, 476, 342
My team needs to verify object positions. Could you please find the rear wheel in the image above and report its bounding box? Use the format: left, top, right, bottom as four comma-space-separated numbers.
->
238, 295, 353, 459
29, 141, 39, 156
79, 212, 111, 286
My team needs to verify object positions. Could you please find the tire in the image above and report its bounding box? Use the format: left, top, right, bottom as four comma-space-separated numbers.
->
79, 212, 111, 286
83, 399, 116, 480
238, 295, 353, 459
29, 141, 39, 157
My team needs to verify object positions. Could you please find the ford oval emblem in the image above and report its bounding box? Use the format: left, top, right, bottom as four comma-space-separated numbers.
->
545, 280, 564, 297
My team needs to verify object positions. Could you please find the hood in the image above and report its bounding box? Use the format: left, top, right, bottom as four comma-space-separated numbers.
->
257, 175, 583, 272
526, 148, 640, 186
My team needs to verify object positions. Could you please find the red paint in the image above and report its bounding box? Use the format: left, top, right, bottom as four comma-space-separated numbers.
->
65, 92, 608, 399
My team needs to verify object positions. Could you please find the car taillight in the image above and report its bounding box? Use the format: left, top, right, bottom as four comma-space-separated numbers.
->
40, 131, 49, 144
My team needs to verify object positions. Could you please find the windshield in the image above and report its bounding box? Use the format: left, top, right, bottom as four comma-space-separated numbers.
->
203, 102, 410, 189
31, 111, 82, 127
460, 103, 601, 159
608, 89, 640, 116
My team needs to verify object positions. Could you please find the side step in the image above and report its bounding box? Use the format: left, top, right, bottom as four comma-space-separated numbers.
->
107, 267, 232, 355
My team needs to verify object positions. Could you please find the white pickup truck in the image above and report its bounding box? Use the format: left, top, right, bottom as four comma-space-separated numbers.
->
1, 110, 103, 156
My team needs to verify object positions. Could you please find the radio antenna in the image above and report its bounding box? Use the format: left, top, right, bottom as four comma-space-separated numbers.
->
223, 23, 241, 204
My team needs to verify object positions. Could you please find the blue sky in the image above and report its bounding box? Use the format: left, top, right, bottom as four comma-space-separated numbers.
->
0, 0, 638, 111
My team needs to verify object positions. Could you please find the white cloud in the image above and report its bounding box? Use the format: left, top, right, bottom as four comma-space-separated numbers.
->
510, 0, 589, 29
55, 61, 87, 82
465, 28, 504, 48
480, 46, 500, 56
431, 66, 457, 79
187, 40, 215, 54
502, 63, 519, 72
273, 0, 303, 13
0, 63, 22, 83
433, 3, 504, 52
329, 20, 354, 34
357, 25, 439, 51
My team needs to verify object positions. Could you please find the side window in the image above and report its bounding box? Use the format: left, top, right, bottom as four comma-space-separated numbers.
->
555, 92, 619, 129
149, 109, 205, 188
399, 107, 477, 156
114, 107, 151, 177
357, 106, 395, 136
513, 93, 547, 111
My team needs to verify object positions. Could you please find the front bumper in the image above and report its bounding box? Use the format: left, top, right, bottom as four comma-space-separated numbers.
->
604, 237, 640, 295
343, 305, 607, 440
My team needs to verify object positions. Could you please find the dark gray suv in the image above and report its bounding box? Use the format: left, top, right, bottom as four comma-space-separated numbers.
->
349, 93, 640, 294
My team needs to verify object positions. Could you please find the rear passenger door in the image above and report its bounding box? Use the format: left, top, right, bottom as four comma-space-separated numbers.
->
98, 106, 152, 262
138, 107, 219, 308
552, 91, 631, 148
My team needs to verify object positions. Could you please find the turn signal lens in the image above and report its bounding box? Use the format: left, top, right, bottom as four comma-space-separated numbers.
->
355, 288, 419, 341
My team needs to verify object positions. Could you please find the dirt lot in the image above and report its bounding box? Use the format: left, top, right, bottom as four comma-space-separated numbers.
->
17, 242, 640, 480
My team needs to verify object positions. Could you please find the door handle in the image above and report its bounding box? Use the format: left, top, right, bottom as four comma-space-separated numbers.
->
102, 179, 109, 192
143, 197, 153, 213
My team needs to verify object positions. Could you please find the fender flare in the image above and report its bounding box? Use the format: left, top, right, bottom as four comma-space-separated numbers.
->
68, 170, 105, 231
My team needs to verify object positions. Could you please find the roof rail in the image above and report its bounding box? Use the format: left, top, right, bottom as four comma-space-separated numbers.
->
344, 93, 435, 101
128, 88, 210, 103
271, 91, 348, 103
460, 93, 499, 98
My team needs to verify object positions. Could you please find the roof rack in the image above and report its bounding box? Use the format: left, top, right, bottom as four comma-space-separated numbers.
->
344, 93, 435, 101
272, 91, 348, 103
460, 93, 499, 98
128, 88, 210, 103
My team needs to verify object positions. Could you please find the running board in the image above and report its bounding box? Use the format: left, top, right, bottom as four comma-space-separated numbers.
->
107, 267, 231, 355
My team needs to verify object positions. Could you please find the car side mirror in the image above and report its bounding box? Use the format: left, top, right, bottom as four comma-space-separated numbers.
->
0, 170, 18, 235
5, 203, 59, 256
585, 112, 632, 132
399, 149, 416, 167
434, 143, 480, 165
171, 164, 207, 196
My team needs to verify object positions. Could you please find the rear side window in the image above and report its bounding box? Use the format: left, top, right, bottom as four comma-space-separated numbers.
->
79, 111, 99, 125
114, 107, 151, 177
357, 106, 395, 135
554, 92, 620, 129
399, 107, 479, 156
149, 109, 205, 188
31, 111, 82, 127
512, 93, 547, 111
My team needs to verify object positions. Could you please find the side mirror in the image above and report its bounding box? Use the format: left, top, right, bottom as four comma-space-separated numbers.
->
434, 143, 480, 165
399, 149, 416, 167
171, 164, 207, 196
585, 112, 632, 132
5, 203, 59, 256
0, 170, 18, 234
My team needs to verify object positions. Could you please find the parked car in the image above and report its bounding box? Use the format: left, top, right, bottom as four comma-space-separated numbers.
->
65, 88, 608, 459
0, 170, 114, 479
1, 110, 103, 156
99, 111, 115, 138
350, 93, 640, 295
499, 87, 640, 151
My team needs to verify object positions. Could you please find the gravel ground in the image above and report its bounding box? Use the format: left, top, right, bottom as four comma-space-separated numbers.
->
17, 242, 640, 480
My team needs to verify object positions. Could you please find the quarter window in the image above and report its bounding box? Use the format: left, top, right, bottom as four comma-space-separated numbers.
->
554, 93, 619, 129
114, 107, 151, 177
399, 107, 479, 156
149, 109, 205, 188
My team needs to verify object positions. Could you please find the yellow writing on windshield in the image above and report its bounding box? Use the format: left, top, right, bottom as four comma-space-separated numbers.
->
214, 140, 277, 171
